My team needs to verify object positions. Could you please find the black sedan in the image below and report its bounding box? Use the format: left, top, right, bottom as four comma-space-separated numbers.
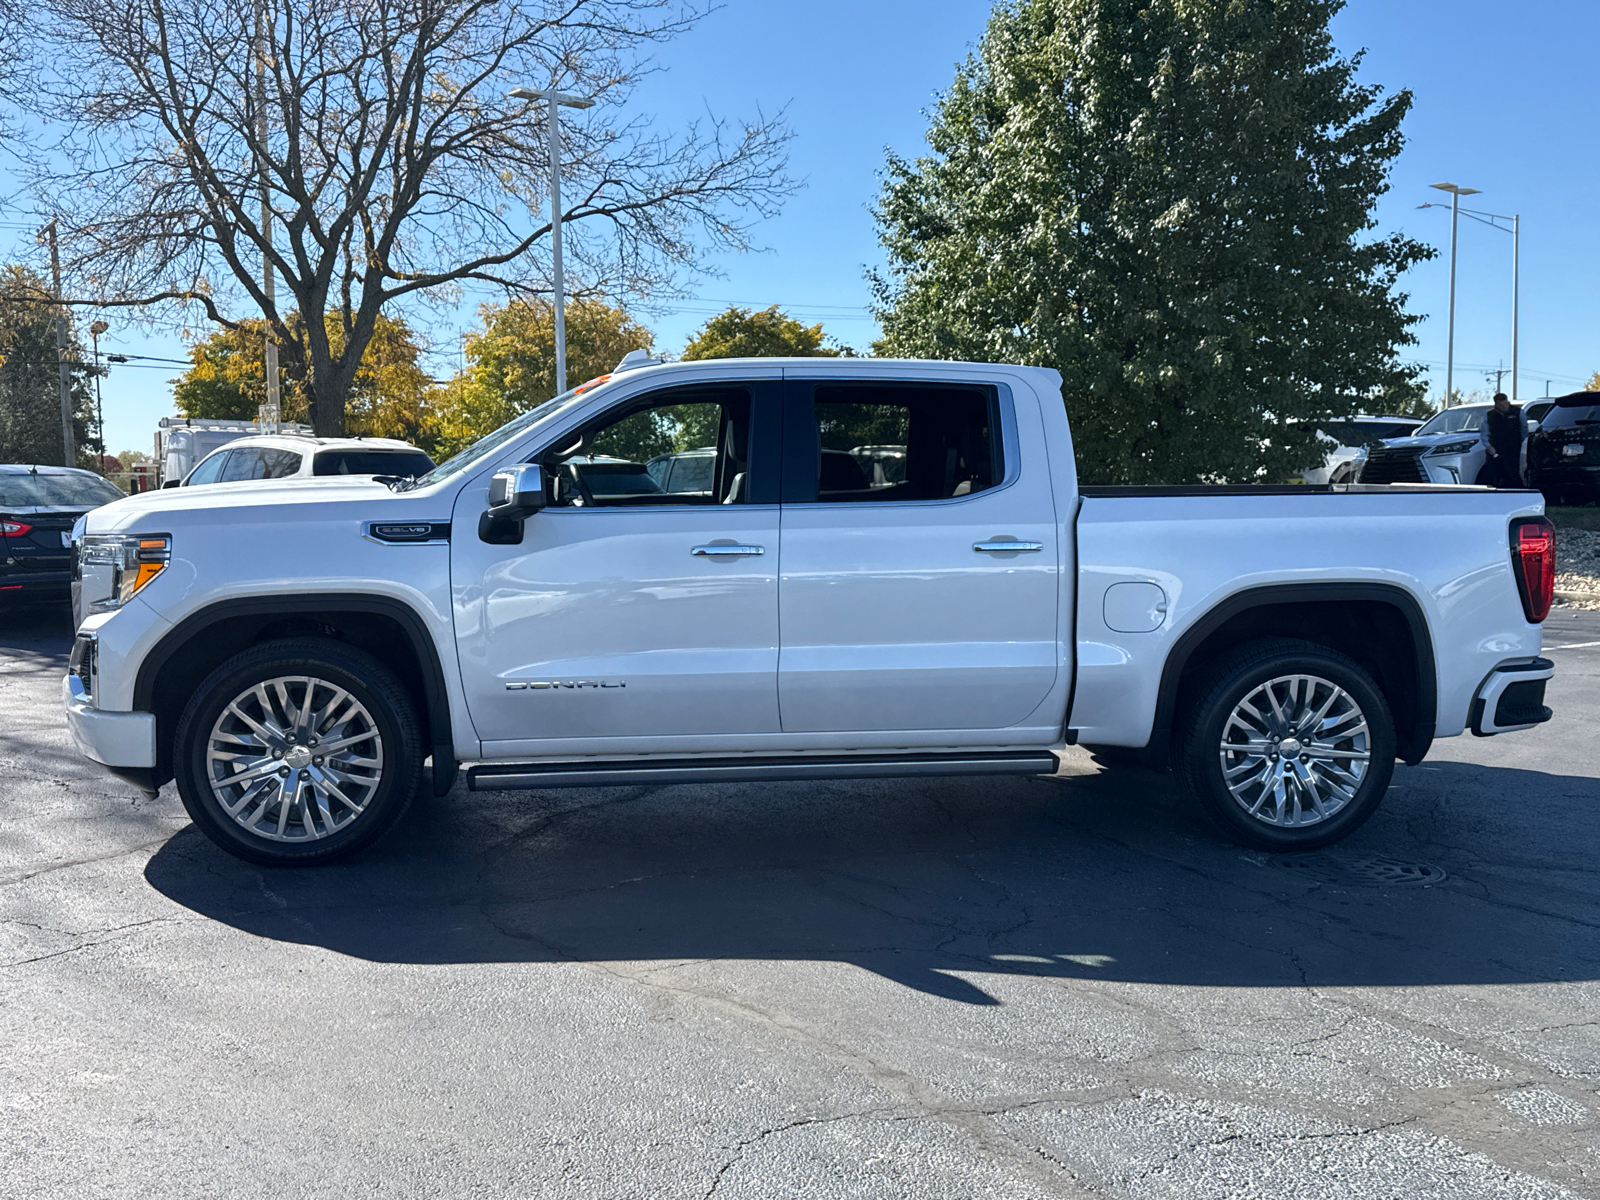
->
1, 465, 126, 604
1528, 392, 1600, 506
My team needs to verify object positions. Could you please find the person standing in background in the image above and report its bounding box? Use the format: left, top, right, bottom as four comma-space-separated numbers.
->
1480, 393, 1524, 488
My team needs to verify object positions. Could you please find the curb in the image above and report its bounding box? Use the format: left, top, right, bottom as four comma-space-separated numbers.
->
1554, 589, 1600, 604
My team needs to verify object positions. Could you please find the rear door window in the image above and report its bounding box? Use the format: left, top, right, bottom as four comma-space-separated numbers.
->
784, 382, 1000, 504
219, 448, 270, 481
259, 449, 302, 478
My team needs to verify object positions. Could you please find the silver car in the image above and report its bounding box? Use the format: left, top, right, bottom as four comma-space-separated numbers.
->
1358, 402, 1549, 486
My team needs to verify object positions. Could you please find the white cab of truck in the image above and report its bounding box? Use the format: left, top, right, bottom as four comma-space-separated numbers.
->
64, 356, 1559, 865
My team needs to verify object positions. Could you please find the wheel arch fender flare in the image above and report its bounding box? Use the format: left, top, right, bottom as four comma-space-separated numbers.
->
1147, 582, 1437, 767
134, 592, 458, 796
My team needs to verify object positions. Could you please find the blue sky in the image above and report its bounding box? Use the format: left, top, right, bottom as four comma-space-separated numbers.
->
11, 0, 1599, 454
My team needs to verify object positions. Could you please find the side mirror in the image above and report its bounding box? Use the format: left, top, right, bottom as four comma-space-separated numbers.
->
162, 478, 182, 489
486, 463, 546, 521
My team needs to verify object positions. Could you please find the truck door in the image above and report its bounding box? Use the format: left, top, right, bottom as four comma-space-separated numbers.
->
776, 377, 1061, 732
450, 377, 785, 751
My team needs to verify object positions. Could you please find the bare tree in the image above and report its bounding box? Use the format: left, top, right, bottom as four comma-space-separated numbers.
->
30, 0, 793, 434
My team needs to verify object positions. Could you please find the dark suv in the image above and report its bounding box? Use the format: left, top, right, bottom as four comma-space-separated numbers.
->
1528, 391, 1600, 505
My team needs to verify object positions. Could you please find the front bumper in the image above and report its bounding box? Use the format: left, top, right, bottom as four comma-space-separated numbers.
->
1470, 657, 1555, 736
62, 674, 156, 768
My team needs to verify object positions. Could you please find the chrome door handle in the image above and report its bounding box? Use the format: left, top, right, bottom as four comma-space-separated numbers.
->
691, 544, 765, 556
973, 541, 1044, 553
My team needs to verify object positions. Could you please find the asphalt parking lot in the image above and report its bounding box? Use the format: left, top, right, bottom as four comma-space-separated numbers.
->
3, 604, 1597, 1199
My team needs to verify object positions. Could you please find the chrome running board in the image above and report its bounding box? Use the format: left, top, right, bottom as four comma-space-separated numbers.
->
465, 751, 1059, 791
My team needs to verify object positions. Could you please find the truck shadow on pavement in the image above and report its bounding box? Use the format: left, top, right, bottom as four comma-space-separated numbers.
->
144, 753, 1600, 1005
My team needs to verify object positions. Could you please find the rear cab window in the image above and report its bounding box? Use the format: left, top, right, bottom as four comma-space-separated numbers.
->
220, 447, 302, 482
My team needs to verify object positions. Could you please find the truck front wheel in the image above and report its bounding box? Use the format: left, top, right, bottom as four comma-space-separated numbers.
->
173, 638, 422, 866
1179, 640, 1396, 851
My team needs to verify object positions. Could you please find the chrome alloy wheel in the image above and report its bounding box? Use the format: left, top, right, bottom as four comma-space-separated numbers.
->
1217, 673, 1371, 828
204, 676, 384, 843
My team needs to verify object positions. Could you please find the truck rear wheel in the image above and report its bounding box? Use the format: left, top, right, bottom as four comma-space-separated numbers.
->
173, 638, 421, 866
1179, 640, 1395, 851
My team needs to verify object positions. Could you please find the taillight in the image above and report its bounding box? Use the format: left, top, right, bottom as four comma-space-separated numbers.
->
1, 519, 32, 536
1511, 517, 1556, 623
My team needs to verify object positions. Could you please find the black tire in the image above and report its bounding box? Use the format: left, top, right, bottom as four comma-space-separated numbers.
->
173, 638, 422, 866
1178, 639, 1396, 852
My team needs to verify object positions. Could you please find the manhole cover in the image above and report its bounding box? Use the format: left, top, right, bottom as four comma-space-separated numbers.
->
1270, 853, 1447, 888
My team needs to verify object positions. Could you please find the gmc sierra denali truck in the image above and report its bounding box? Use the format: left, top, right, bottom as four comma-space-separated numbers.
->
64, 356, 1558, 865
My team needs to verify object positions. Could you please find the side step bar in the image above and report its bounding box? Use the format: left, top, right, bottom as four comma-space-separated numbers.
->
465, 751, 1060, 791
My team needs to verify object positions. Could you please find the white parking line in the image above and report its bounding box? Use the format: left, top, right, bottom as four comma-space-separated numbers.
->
1547, 640, 1600, 651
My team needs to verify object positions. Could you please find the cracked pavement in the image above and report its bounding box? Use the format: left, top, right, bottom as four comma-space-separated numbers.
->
2, 603, 1598, 1198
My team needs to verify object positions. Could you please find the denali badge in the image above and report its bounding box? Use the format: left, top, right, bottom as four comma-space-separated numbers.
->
506, 680, 627, 690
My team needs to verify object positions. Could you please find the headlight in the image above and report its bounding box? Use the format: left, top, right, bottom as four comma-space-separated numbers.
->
78, 533, 170, 611
1425, 439, 1480, 456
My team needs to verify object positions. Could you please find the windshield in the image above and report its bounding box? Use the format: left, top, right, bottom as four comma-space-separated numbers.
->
1415, 408, 1486, 437
408, 387, 591, 489
0, 472, 125, 506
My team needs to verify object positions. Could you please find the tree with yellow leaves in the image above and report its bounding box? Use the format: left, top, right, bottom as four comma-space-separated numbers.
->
173, 313, 432, 446
430, 299, 654, 457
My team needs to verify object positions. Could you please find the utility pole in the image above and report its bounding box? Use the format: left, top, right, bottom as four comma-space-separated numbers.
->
1488, 364, 1507, 395
44, 221, 76, 467
508, 85, 594, 395
90, 319, 108, 470
255, 0, 281, 432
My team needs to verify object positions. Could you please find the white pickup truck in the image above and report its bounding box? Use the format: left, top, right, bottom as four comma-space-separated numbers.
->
65, 356, 1559, 865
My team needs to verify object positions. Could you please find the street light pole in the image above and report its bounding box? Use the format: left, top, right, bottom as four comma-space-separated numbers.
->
1511, 213, 1520, 401
1419, 192, 1520, 404
1430, 183, 1479, 407
509, 85, 593, 395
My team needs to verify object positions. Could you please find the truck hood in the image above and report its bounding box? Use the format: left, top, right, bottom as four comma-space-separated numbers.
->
84, 476, 411, 534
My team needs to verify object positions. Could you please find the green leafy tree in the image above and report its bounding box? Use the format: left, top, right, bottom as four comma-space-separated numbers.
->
431, 299, 654, 456
0, 265, 99, 466
681, 306, 850, 360
872, 0, 1432, 484
1376, 379, 1435, 419
1584, 372, 1599, 393
174, 313, 432, 445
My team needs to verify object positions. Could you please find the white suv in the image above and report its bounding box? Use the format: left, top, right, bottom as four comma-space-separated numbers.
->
178, 435, 433, 487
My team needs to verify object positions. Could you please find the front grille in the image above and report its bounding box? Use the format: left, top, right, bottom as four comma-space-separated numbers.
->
1359, 448, 1428, 484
